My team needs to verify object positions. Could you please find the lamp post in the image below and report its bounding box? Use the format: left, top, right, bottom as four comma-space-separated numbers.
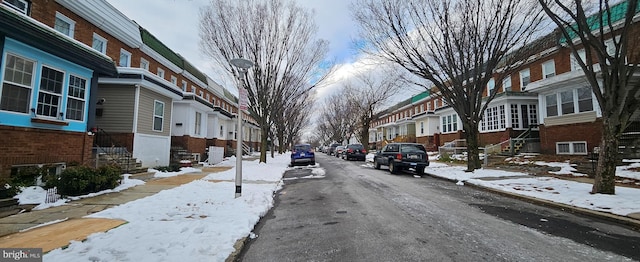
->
230, 58, 254, 198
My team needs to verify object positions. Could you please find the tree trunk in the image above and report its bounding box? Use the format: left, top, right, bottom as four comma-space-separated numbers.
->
463, 120, 482, 171
259, 126, 269, 163
592, 118, 620, 194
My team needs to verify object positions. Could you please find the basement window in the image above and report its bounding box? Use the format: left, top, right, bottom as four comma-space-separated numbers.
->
556, 141, 587, 155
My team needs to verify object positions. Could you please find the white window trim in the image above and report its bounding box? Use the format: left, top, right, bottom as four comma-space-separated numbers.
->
55, 12, 75, 38
37, 64, 66, 119
487, 78, 495, 95
140, 58, 149, 71
3, 0, 29, 14
170, 75, 178, 85
157, 67, 165, 78
181, 80, 187, 91
519, 68, 530, 90
91, 33, 107, 54
556, 141, 588, 155
570, 49, 586, 71
502, 76, 511, 92
119, 48, 131, 67
153, 100, 164, 132
542, 60, 556, 79
1, 53, 35, 115
66, 74, 88, 122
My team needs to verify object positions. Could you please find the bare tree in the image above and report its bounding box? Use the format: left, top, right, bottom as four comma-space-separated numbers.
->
352, 0, 545, 171
317, 89, 358, 144
343, 66, 407, 148
199, 0, 330, 163
538, 0, 640, 194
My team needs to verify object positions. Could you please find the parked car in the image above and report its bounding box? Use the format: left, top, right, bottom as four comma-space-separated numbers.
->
335, 146, 345, 158
343, 144, 367, 161
328, 143, 340, 155
290, 144, 315, 166
374, 143, 429, 174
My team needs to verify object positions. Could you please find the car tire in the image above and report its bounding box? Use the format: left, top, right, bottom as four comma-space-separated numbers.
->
374, 160, 381, 169
389, 160, 399, 174
310, 161, 316, 166
416, 166, 425, 175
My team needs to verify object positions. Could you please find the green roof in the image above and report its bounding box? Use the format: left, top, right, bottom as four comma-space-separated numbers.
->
561, 0, 640, 42
181, 57, 208, 84
411, 90, 430, 103
139, 27, 208, 84
224, 89, 238, 103
140, 27, 183, 68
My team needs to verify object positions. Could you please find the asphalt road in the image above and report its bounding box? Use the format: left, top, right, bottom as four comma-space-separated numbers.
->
238, 153, 640, 261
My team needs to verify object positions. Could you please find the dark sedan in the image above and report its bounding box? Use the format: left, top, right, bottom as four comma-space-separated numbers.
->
343, 144, 367, 161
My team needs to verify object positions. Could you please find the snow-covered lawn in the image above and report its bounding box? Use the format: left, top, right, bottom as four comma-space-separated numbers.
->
25, 153, 304, 261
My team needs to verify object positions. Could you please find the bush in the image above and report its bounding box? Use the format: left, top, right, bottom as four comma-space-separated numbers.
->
54, 165, 122, 197
154, 163, 180, 172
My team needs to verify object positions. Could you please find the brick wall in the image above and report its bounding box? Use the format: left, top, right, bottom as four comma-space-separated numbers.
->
172, 135, 207, 155
0, 126, 91, 179
438, 131, 464, 146
539, 119, 603, 154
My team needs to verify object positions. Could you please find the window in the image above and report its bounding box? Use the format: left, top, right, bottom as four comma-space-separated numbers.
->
545, 94, 558, 117
181, 80, 187, 91
519, 69, 530, 90
91, 33, 107, 54
54, 12, 75, 38
499, 105, 506, 129
482, 106, 504, 131
503, 76, 512, 92
191, 86, 196, 93
219, 125, 224, 137
529, 104, 538, 126
442, 114, 457, 133
199, 90, 204, 97
206, 93, 210, 101
420, 122, 424, 135
153, 100, 164, 132
195, 112, 202, 135
1, 54, 34, 113
556, 141, 587, 155
119, 49, 131, 67
420, 104, 424, 112
3, 0, 29, 14
560, 90, 574, 115
157, 68, 164, 78
170, 76, 177, 85
140, 58, 149, 71
511, 105, 520, 129
542, 60, 555, 79
571, 49, 586, 71
37, 66, 64, 118
487, 78, 495, 95
65, 75, 86, 121
577, 87, 593, 112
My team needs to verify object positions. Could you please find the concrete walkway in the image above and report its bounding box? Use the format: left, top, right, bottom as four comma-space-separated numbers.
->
0, 167, 230, 252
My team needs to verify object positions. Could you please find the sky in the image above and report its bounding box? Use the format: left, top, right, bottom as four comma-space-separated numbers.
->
105, 0, 363, 98
13, 153, 640, 261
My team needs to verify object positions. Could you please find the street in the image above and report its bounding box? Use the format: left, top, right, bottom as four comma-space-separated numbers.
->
238, 153, 640, 261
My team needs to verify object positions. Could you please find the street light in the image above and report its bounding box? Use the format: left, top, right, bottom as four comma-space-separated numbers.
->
230, 58, 254, 198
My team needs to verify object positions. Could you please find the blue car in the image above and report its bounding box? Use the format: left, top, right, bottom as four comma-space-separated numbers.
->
290, 144, 315, 166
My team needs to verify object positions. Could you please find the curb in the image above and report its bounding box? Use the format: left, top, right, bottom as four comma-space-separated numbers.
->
423, 172, 640, 230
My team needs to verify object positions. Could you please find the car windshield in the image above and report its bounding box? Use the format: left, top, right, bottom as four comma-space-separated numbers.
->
400, 144, 426, 153
294, 145, 311, 151
348, 144, 364, 149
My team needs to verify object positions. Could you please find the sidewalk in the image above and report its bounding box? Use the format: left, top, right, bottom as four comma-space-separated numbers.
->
0, 168, 227, 252
422, 163, 640, 229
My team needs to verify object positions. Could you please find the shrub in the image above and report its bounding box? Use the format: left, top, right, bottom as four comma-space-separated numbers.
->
154, 164, 181, 172
54, 165, 122, 197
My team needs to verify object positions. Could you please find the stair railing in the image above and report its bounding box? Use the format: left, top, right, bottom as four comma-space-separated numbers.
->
94, 128, 132, 173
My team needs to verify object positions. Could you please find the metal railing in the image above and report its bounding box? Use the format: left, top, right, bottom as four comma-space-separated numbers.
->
94, 128, 132, 173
